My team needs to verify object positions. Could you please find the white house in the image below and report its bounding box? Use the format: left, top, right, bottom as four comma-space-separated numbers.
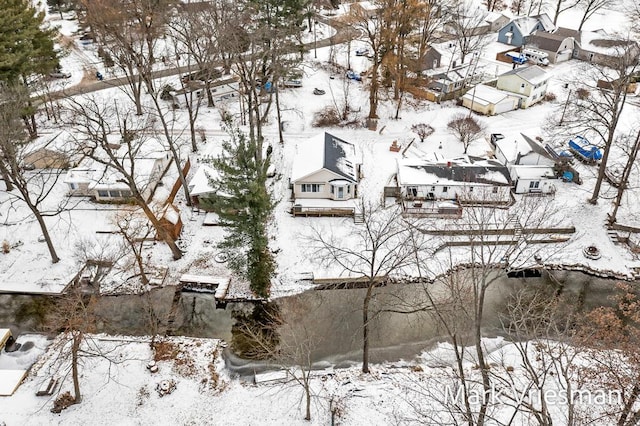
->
496, 65, 550, 108
462, 84, 519, 115
396, 155, 512, 205
64, 140, 172, 202
510, 165, 557, 194
491, 133, 555, 166
290, 133, 360, 202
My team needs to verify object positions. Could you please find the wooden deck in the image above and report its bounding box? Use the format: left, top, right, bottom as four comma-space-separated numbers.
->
292, 206, 355, 217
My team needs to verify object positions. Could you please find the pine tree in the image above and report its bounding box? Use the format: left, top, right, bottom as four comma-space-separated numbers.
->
203, 127, 275, 298
0, 0, 59, 83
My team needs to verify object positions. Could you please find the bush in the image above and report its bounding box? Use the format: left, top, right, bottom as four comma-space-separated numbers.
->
544, 92, 557, 102
313, 106, 341, 127
576, 87, 590, 100
51, 392, 76, 413
160, 85, 175, 101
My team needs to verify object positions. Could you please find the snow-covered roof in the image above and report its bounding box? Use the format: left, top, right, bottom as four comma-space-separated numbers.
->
495, 133, 534, 163
396, 156, 511, 187
503, 13, 554, 36
499, 65, 548, 85
189, 164, 219, 197
290, 133, 358, 183
510, 165, 555, 179
462, 85, 515, 106
65, 140, 170, 192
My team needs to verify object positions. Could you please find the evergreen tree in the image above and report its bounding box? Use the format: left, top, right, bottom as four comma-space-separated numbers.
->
203, 126, 275, 298
0, 0, 59, 83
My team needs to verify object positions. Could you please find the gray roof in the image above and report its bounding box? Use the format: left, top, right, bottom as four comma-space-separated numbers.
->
323, 133, 357, 182
521, 133, 554, 160
499, 65, 548, 84
416, 156, 511, 186
526, 30, 572, 52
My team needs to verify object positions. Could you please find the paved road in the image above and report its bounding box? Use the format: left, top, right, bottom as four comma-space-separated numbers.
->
46, 15, 360, 101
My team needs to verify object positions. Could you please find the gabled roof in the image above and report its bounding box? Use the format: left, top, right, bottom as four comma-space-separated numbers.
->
397, 156, 511, 187
499, 65, 548, 85
527, 30, 573, 52
503, 13, 554, 36
494, 133, 553, 164
291, 133, 358, 183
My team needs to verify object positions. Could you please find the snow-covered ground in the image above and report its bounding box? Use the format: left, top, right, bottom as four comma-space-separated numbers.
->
1, 1, 640, 423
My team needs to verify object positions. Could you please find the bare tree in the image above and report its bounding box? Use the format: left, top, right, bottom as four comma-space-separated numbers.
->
576, 0, 617, 31
447, 0, 490, 64
549, 54, 638, 204
415, 195, 564, 425
608, 129, 640, 225
411, 123, 435, 142
0, 84, 63, 263
307, 201, 428, 373
552, 0, 581, 25
447, 113, 486, 154
66, 97, 183, 260
113, 208, 155, 286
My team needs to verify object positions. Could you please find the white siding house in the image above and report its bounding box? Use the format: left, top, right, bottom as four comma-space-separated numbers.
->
396, 155, 512, 205
64, 140, 172, 202
510, 165, 557, 194
290, 133, 360, 202
496, 65, 550, 108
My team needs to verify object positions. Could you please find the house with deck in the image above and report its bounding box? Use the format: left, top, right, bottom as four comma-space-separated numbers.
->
496, 65, 550, 108
396, 155, 512, 209
290, 133, 360, 216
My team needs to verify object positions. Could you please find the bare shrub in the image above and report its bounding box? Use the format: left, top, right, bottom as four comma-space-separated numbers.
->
544, 92, 557, 101
576, 87, 590, 100
2, 240, 9, 254
313, 106, 341, 127
411, 123, 435, 142
51, 391, 75, 413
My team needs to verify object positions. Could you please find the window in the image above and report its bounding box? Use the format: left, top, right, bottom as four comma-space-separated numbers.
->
529, 181, 540, 189
97, 190, 109, 198
469, 186, 474, 192
120, 190, 132, 197
407, 186, 418, 197
108, 190, 120, 198
330, 186, 334, 194
492, 187, 499, 193
520, 83, 526, 89
347, 185, 351, 194
69, 183, 77, 190
442, 186, 448, 193
431, 186, 436, 192
301, 184, 322, 193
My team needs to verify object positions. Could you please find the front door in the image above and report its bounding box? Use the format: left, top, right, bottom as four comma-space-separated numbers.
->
337, 186, 344, 199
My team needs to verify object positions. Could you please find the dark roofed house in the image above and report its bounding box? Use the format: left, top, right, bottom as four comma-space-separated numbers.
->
573, 30, 640, 67
396, 155, 512, 206
525, 29, 575, 63
290, 133, 360, 202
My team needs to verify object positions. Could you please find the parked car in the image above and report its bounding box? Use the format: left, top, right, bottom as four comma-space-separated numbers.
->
49, 70, 71, 79
346, 70, 362, 81
283, 79, 302, 88
181, 67, 223, 84
355, 47, 369, 56
313, 88, 325, 95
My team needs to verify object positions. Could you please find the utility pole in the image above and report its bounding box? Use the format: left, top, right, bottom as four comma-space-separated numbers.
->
560, 89, 572, 125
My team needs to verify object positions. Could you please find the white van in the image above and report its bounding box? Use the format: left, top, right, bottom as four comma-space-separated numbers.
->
522, 48, 549, 66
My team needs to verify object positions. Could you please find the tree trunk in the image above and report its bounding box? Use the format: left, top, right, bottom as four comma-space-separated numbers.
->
475, 284, 490, 426
368, 63, 380, 119
362, 284, 374, 373
275, 85, 284, 145
304, 379, 311, 420
71, 331, 83, 403
18, 185, 60, 263
618, 381, 640, 426
138, 198, 182, 260
609, 130, 640, 224
0, 162, 14, 191
589, 134, 615, 204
